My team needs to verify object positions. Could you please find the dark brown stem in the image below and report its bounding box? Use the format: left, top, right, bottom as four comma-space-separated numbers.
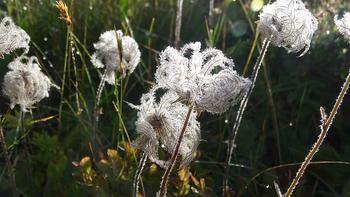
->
223, 37, 271, 195
157, 105, 193, 197
0, 124, 18, 197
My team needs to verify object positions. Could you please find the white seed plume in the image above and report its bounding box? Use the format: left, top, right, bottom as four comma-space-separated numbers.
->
334, 12, 350, 41
0, 17, 30, 58
2, 56, 51, 112
91, 30, 141, 84
155, 42, 251, 114
131, 87, 201, 168
258, 0, 318, 56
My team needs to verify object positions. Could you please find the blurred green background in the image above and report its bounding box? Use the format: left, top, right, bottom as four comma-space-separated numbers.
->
1, 0, 350, 196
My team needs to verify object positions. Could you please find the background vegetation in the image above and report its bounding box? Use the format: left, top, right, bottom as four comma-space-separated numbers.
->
0, 0, 350, 196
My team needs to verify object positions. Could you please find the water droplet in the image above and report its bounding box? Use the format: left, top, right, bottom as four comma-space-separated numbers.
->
76, 51, 80, 55
23, 6, 27, 11
43, 56, 47, 60
224, 119, 228, 124
43, 37, 48, 41
265, 185, 270, 189
89, 5, 93, 10
289, 122, 293, 127
326, 30, 330, 35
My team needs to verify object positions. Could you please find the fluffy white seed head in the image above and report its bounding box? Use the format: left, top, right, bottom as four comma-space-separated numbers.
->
155, 42, 251, 114
2, 56, 51, 112
91, 30, 141, 84
334, 12, 350, 41
131, 87, 201, 168
0, 17, 30, 58
258, 0, 318, 56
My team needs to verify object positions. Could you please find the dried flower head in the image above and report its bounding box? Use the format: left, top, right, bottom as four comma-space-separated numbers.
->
0, 17, 30, 58
55, 0, 72, 27
258, 0, 318, 56
2, 56, 52, 112
334, 12, 350, 41
131, 87, 200, 168
155, 42, 251, 114
91, 30, 141, 85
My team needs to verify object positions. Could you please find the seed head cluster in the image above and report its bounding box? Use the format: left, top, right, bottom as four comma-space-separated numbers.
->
258, 0, 318, 56
0, 17, 30, 58
91, 30, 141, 84
334, 12, 350, 41
155, 42, 251, 114
131, 87, 200, 168
2, 56, 52, 112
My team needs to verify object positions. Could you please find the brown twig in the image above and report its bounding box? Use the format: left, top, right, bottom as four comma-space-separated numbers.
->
157, 105, 193, 197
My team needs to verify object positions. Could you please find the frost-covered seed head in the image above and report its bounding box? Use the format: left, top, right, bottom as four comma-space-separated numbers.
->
91, 30, 141, 84
155, 42, 251, 114
131, 87, 200, 168
258, 0, 318, 56
334, 12, 350, 41
2, 56, 51, 112
0, 17, 30, 58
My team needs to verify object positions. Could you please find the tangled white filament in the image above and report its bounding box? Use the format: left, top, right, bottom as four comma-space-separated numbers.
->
0, 17, 30, 58
334, 12, 350, 41
91, 30, 141, 84
131, 87, 200, 168
258, 0, 318, 56
2, 56, 51, 112
155, 42, 251, 114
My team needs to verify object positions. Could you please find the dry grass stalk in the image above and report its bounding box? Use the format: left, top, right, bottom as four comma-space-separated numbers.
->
55, 0, 72, 28
284, 67, 350, 197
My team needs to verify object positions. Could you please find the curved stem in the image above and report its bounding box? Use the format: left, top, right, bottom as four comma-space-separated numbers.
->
157, 105, 193, 197
133, 153, 147, 197
284, 68, 350, 197
223, 37, 271, 195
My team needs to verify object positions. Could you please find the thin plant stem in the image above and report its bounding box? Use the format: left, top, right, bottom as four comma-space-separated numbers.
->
157, 104, 194, 197
58, 30, 71, 128
223, 37, 271, 195
284, 68, 350, 197
0, 124, 17, 197
208, 0, 214, 28
174, 0, 184, 48
133, 152, 147, 197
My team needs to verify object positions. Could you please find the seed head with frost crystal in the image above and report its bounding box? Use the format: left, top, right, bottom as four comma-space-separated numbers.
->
0, 17, 30, 58
131, 87, 200, 168
258, 0, 318, 56
334, 12, 350, 41
91, 30, 141, 84
155, 42, 251, 114
2, 56, 52, 112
